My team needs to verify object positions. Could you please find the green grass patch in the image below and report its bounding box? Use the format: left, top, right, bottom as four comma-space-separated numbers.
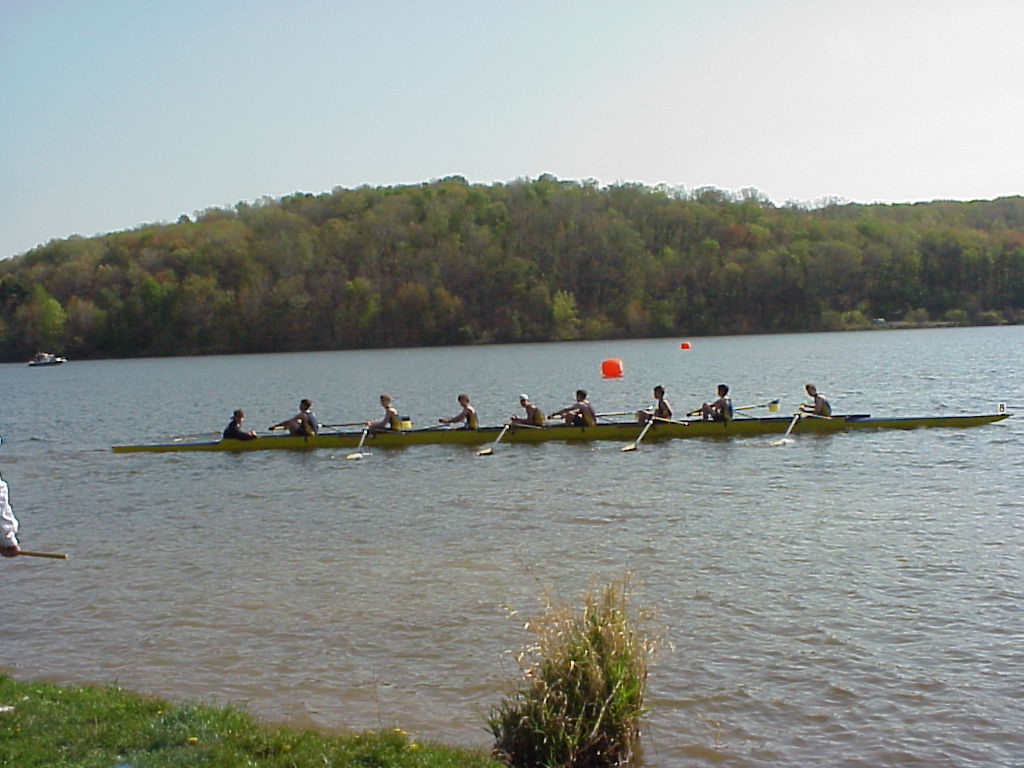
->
486, 575, 660, 768
0, 675, 501, 768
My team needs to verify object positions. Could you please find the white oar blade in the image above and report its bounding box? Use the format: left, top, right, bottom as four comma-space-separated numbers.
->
622, 419, 653, 452
345, 428, 370, 460
478, 447, 494, 456
771, 413, 802, 446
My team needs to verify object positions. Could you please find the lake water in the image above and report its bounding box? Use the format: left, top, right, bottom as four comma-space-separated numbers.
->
2, 326, 1022, 767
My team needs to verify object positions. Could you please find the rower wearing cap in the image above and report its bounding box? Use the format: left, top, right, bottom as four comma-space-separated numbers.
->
511, 394, 546, 427
439, 393, 479, 430
223, 408, 258, 440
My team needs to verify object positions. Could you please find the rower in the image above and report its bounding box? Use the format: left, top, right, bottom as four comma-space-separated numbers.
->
638, 385, 672, 421
439, 393, 478, 430
1, 448, 21, 558
223, 408, 259, 440
269, 398, 319, 435
691, 384, 733, 422
549, 389, 596, 427
511, 394, 545, 427
799, 383, 832, 416
368, 393, 402, 430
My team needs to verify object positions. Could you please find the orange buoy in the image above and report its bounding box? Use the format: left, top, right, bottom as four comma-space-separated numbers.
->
601, 357, 624, 378
680, 342, 691, 350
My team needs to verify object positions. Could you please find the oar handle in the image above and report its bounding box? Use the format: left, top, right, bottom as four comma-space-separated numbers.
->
17, 549, 68, 559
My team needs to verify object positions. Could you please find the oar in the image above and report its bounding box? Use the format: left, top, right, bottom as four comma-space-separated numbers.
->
17, 549, 68, 559
345, 428, 370, 460
321, 422, 367, 429
652, 416, 692, 426
596, 411, 634, 421
734, 398, 780, 413
478, 423, 511, 456
771, 412, 802, 446
621, 418, 655, 452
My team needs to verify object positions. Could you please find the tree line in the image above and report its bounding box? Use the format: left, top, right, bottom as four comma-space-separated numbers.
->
2, 175, 1023, 361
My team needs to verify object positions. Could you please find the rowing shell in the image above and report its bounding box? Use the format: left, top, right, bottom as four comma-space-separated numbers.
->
110, 412, 1010, 453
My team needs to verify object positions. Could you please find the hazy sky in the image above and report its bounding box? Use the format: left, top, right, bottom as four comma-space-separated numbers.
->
3, 0, 1023, 259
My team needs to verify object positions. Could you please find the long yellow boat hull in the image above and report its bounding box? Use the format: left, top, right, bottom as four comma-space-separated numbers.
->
111, 413, 1010, 453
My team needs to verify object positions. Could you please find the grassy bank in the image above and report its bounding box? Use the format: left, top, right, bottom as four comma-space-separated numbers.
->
0, 675, 501, 768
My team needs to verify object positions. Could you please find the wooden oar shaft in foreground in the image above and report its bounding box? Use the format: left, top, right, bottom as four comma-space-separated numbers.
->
17, 549, 68, 559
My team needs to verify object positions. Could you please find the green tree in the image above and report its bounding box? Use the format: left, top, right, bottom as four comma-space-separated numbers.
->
16, 285, 67, 355
0, 180, 1021, 360
551, 290, 580, 339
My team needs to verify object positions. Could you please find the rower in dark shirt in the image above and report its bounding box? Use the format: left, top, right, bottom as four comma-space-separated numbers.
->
223, 409, 258, 440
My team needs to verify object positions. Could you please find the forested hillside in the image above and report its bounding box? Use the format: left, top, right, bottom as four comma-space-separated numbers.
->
2, 175, 1023, 361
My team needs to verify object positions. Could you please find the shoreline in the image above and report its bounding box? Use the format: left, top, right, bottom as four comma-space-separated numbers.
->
2, 320, 1017, 365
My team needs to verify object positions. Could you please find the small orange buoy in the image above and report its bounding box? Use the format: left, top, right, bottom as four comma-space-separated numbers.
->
601, 357, 624, 378
680, 342, 691, 350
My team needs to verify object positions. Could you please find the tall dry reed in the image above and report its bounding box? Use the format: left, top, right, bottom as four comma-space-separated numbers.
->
487, 575, 659, 768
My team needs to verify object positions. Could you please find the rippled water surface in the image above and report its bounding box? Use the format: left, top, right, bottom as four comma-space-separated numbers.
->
2, 327, 1022, 767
